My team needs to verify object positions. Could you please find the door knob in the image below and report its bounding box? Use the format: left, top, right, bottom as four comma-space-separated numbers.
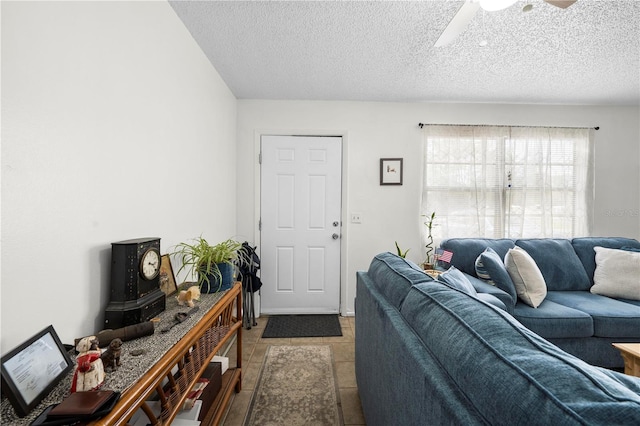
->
332, 233, 340, 240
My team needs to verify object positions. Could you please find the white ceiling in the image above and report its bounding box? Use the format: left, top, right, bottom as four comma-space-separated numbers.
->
169, 0, 640, 105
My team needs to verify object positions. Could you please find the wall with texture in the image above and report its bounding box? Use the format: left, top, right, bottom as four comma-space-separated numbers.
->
1, 1, 237, 352
236, 100, 640, 315
3, 0, 638, 350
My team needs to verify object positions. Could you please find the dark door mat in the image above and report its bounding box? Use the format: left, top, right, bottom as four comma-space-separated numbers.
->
262, 314, 343, 338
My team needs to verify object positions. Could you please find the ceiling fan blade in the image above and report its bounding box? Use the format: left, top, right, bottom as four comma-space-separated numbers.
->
434, 1, 481, 48
544, 0, 577, 9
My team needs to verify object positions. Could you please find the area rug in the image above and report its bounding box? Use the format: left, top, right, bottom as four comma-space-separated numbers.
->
262, 314, 342, 338
244, 345, 343, 426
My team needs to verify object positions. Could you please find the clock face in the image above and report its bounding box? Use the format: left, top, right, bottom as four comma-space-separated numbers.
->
140, 248, 160, 281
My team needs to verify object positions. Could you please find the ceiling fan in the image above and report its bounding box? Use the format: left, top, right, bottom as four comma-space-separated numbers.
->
434, 0, 577, 47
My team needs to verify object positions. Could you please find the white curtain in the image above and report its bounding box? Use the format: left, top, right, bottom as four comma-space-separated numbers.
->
421, 125, 592, 244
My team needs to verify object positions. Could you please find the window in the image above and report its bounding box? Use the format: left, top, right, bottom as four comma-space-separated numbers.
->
421, 125, 592, 242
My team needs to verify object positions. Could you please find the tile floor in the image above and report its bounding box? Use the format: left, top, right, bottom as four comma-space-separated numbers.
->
221, 315, 366, 425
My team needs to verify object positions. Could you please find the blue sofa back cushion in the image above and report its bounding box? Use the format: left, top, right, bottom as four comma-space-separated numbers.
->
401, 282, 640, 424
515, 239, 591, 291
440, 238, 515, 277
366, 252, 433, 310
571, 237, 640, 285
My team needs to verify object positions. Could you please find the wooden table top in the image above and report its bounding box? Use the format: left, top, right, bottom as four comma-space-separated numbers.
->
613, 343, 640, 357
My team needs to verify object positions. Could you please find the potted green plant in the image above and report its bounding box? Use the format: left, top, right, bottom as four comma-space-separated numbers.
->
422, 211, 437, 270
173, 236, 246, 293
394, 241, 410, 258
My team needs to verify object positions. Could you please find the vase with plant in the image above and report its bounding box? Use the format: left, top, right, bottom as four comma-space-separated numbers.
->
173, 237, 247, 293
422, 211, 437, 270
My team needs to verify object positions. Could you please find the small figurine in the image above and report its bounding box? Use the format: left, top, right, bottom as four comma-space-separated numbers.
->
71, 336, 105, 392
100, 338, 123, 372
176, 285, 201, 308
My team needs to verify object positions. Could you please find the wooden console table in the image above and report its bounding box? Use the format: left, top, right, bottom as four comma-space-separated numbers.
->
1, 284, 241, 426
93, 282, 243, 426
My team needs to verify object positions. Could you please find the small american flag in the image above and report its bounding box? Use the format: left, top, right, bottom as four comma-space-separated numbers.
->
436, 248, 453, 264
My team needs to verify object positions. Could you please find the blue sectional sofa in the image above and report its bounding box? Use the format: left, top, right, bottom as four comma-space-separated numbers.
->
355, 252, 640, 425
440, 237, 640, 368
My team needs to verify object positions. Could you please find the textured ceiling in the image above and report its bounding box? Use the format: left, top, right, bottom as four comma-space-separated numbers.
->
169, 0, 640, 105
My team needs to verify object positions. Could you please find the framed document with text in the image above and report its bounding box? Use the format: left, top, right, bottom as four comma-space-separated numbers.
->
1, 325, 73, 417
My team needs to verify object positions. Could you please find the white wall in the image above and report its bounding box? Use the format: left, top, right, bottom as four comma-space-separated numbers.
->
2, 1, 638, 351
236, 100, 640, 316
1, 1, 237, 353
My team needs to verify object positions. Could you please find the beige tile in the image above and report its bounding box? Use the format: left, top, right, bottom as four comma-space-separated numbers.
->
223, 389, 253, 426
231, 339, 252, 364
257, 336, 291, 345
241, 327, 263, 345
323, 333, 353, 344
249, 343, 269, 364
339, 387, 366, 425
290, 336, 325, 344
253, 316, 268, 327
346, 316, 356, 333
241, 356, 263, 390
331, 342, 355, 362
335, 361, 357, 388
240, 347, 253, 364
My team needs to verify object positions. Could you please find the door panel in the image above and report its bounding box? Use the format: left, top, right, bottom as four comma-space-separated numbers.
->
260, 135, 342, 314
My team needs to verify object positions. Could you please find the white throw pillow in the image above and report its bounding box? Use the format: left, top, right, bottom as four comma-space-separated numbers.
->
504, 246, 547, 308
591, 247, 640, 300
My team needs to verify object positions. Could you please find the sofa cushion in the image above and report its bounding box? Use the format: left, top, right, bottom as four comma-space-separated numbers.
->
438, 267, 477, 296
515, 239, 591, 291
571, 237, 640, 285
440, 238, 515, 277
466, 273, 514, 314
505, 246, 547, 308
476, 293, 507, 311
367, 252, 433, 310
400, 282, 640, 424
591, 247, 640, 300
545, 291, 640, 338
513, 299, 593, 338
478, 247, 517, 308
619, 298, 640, 307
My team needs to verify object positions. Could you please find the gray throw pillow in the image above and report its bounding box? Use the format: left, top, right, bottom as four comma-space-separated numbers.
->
439, 267, 478, 296
591, 246, 640, 300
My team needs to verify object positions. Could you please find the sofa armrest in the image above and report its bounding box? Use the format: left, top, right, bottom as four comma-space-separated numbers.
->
465, 273, 514, 314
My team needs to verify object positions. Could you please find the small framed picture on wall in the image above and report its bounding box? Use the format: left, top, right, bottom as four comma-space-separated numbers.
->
380, 158, 403, 186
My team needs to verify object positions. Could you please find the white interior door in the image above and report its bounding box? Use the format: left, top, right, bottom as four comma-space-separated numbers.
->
260, 135, 342, 314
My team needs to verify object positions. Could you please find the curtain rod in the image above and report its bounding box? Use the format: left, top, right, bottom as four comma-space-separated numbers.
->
418, 123, 599, 130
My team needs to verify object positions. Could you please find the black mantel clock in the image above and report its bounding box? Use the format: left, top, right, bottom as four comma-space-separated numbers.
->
104, 237, 166, 329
